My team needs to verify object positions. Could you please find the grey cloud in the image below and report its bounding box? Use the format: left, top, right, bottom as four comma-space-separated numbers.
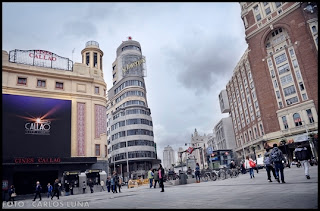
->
165, 36, 244, 95
62, 21, 98, 39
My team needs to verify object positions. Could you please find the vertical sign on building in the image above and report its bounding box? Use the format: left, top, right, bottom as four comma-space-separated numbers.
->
77, 103, 86, 156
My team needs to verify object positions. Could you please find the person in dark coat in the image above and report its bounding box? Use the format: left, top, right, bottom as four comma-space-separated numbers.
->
88, 179, 94, 193
51, 179, 60, 200
106, 176, 111, 192
158, 164, 165, 192
32, 181, 42, 201
153, 169, 159, 188
64, 182, 70, 196
8, 185, 16, 204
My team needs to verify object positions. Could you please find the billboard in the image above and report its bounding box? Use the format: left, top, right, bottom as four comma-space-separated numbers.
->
2, 94, 71, 159
121, 54, 146, 77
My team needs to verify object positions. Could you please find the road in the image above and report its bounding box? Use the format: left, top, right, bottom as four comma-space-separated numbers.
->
2, 165, 318, 209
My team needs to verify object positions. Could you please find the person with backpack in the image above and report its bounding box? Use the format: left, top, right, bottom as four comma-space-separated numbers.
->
244, 156, 256, 179
264, 148, 278, 182
294, 142, 312, 179
270, 143, 286, 183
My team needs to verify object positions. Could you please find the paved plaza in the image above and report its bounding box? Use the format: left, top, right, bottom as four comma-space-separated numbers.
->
2, 165, 318, 209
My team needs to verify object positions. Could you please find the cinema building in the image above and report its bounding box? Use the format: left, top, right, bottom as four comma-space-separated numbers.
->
2, 41, 108, 195
106, 37, 160, 180
226, 2, 318, 163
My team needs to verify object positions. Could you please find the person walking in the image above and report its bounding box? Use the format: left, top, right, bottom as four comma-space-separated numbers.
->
64, 182, 70, 196
70, 182, 74, 195
88, 179, 94, 193
8, 185, 16, 204
147, 168, 154, 188
264, 148, 278, 182
106, 176, 111, 192
153, 169, 159, 188
51, 179, 60, 200
111, 172, 117, 193
114, 173, 121, 193
158, 164, 165, 192
244, 156, 255, 179
33, 181, 42, 201
100, 180, 105, 191
47, 183, 53, 198
294, 142, 312, 179
82, 181, 86, 194
270, 143, 286, 183
195, 163, 201, 183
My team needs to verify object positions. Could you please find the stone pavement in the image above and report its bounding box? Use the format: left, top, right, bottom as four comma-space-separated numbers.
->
2, 165, 318, 209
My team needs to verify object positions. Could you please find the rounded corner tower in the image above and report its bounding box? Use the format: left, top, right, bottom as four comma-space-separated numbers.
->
107, 37, 160, 180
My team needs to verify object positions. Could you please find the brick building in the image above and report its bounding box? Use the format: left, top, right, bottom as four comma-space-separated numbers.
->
227, 2, 318, 162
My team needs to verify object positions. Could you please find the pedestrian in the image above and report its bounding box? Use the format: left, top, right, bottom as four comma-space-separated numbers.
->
106, 176, 111, 192
195, 163, 201, 183
147, 168, 154, 188
264, 148, 278, 182
294, 142, 312, 179
270, 143, 286, 183
88, 179, 94, 193
153, 169, 159, 188
114, 172, 121, 193
100, 180, 105, 191
47, 183, 53, 198
8, 185, 16, 204
64, 182, 70, 196
187, 166, 192, 176
70, 182, 74, 195
111, 172, 117, 193
240, 160, 246, 174
158, 164, 165, 192
82, 181, 86, 194
51, 179, 60, 200
32, 181, 42, 201
244, 156, 255, 179
118, 176, 122, 193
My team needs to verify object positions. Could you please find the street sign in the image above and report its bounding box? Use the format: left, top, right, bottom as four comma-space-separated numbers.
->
207, 147, 213, 155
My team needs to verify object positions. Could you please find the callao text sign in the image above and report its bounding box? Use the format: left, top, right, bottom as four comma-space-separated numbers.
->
9, 49, 73, 71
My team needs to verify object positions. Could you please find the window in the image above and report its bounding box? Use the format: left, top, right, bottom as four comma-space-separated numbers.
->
260, 124, 264, 135
275, 53, 287, 64
279, 101, 283, 108
302, 93, 308, 100
299, 82, 304, 91
270, 69, 275, 78
265, 7, 271, 15
292, 60, 298, 68
17, 77, 27, 85
105, 145, 108, 158
295, 70, 302, 80
94, 53, 97, 67
273, 80, 278, 88
55, 82, 63, 89
95, 144, 100, 156
312, 26, 317, 33
293, 113, 302, 126
277, 63, 290, 75
263, 2, 268, 6
276, 90, 281, 99
282, 116, 288, 129
283, 85, 296, 96
289, 49, 295, 57
275, 2, 282, 8
306, 109, 314, 123
268, 59, 273, 67
100, 55, 103, 70
95, 86, 100, 94
286, 96, 298, 105
37, 80, 46, 87
256, 14, 261, 21
86, 52, 90, 65
280, 74, 293, 85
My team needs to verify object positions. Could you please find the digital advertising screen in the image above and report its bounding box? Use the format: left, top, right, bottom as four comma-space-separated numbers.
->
2, 94, 71, 159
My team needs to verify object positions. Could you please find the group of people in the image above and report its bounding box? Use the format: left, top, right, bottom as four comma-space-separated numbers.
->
243, 143, 313, 183
147, 164, 165, 192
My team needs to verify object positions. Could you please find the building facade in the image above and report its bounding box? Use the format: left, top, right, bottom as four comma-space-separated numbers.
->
227, 2, 318, 162
106, 37, 160, 180
214, 117, 237, 151
163, 145, 176, 171
2, 41, 108, 194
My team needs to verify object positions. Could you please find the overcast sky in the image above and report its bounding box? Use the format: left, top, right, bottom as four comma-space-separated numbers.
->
2, 2, 248, 162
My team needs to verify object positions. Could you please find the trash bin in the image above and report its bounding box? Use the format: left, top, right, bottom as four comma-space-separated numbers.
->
179, 172, 187, 185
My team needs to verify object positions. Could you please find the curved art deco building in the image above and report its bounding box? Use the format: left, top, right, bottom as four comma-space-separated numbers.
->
106, 38, 160, 179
